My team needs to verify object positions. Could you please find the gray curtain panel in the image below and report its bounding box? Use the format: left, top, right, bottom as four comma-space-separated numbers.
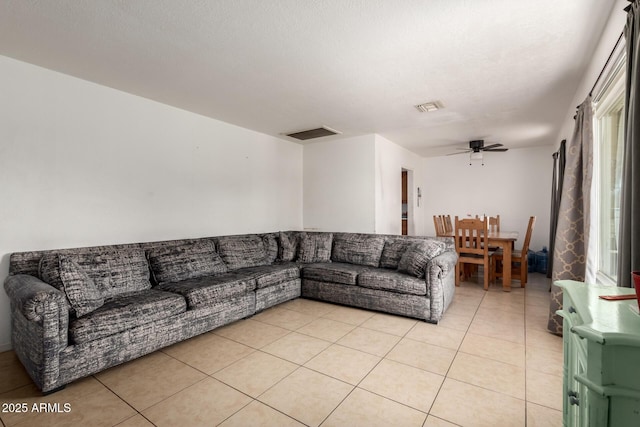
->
547, 140, 567, 279
547, 98, 594, 335
617, 2, 640, 287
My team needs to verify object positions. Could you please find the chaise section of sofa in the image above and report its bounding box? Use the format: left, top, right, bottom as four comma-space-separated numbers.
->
294, 232, 456, 322
3, 230, 456, 393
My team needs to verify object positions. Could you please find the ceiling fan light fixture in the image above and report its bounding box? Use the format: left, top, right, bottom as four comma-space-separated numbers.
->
469, 151, 484, 166
415, 101, 444, 113
470, 151, 483, 161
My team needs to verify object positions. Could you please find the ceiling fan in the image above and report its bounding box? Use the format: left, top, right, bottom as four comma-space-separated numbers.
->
447, 140, 509, 165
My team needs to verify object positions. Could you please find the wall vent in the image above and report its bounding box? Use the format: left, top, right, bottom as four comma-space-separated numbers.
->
285, 126, 341, 140
415, 101, 444, 113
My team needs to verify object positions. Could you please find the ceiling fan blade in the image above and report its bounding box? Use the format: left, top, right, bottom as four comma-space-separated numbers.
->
484, 148, 509, 152
480, 143, 503, 150
446, 150, 471, 156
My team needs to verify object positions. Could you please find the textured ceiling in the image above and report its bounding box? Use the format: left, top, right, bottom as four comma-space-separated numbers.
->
0, 0, 616, 156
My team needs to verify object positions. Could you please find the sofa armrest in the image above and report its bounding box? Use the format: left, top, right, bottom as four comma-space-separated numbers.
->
4, 274, 69, 392
4, 274, 67, 323
425, 251, 458, 322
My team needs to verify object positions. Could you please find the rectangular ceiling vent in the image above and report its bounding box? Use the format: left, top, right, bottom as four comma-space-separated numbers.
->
415, 101, 444, 113
285, 126, 341, 141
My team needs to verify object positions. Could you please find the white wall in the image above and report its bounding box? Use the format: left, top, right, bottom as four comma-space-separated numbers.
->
302, 133, 426, 235
374, 135, 425, 235
303, 135, 376, 232
423, 146, 555, 252
0, 55, 303, 351
555, 0, 629, 145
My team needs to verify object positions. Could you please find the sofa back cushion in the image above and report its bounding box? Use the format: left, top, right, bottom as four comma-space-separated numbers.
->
146, 240, 227, 284
397, 240, 447, 278
331, 233, 385, 267
298, 232, 333, 263
279, 231, 301, 261
262, 233, 279, 264
380, 239, 413, 269
58, 257, 105, 317
217, 234, 269, 270
39, 248, 151, 299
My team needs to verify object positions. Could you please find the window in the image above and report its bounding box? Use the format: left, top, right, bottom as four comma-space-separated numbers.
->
593, 54, 625, 285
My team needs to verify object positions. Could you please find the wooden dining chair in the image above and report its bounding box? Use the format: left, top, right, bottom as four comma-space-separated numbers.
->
454, 216, 492, 290
485, 215, 501, 250
493, 216, 536, 287
443, 215, 453, 234
433, 215, 446, 236
488, 215, 500, 233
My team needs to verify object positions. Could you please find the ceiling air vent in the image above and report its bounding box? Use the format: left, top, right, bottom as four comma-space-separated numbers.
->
285, 126, 341, 141
415, 101, 444, 113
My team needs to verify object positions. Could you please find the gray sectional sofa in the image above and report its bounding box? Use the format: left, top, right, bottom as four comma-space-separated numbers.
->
3, 231, 457, 393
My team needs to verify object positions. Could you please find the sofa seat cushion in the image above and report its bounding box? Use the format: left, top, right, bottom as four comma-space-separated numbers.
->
155, 272, 256, 309
69, 290, 187, 344
357, 270, 427, 296
331, 233, 385, 267
302, 262, 375, 285
237, 264, 300, 289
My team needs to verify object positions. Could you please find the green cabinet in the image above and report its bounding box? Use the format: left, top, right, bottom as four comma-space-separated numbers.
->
557, 280, 640, 426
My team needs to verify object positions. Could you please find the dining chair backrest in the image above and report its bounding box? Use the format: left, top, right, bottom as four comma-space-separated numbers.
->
521, 216, 536, 253
454, 216, 488, 257
489, 215, 500, 233
433, 215, 445, 236
454, 216, 491, 289
443, 215, 453, 234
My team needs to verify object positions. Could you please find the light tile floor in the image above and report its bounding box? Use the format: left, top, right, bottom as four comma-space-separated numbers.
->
0, 273, 563, 426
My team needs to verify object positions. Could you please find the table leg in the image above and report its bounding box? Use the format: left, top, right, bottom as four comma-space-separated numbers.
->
502, 241, 512, 292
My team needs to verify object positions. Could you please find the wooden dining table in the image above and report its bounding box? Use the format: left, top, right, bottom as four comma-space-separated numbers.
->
444, 230, 519, 291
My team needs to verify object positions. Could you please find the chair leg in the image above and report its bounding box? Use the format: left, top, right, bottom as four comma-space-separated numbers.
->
489, 257, 498, 283
491, 257, 499, 284
455, 262, 460, 286
492, 258, 501, 284
489, 258, 495, 284
483, 263, 489, 291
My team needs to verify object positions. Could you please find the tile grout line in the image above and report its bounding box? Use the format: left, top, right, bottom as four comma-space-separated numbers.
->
310, 312, 383, 425
212, 303, 364, 426
425, 281, 486, 418
249, 307, 375, 426
92, 373, 172, 427
315, 313, 425, 426
153, 318, 305, 426
262, 311, 388, 423
428, 275, 562, 424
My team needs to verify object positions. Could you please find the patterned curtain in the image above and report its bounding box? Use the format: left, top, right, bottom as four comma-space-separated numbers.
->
547, 98, 593, 335
617, 1, 640, 287
547, 140, 566, 279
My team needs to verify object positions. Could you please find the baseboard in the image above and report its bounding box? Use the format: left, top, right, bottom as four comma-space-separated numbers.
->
0, 341, 12, 352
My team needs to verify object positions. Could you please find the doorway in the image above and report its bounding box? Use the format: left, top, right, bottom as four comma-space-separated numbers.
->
401, 170, 409, 235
